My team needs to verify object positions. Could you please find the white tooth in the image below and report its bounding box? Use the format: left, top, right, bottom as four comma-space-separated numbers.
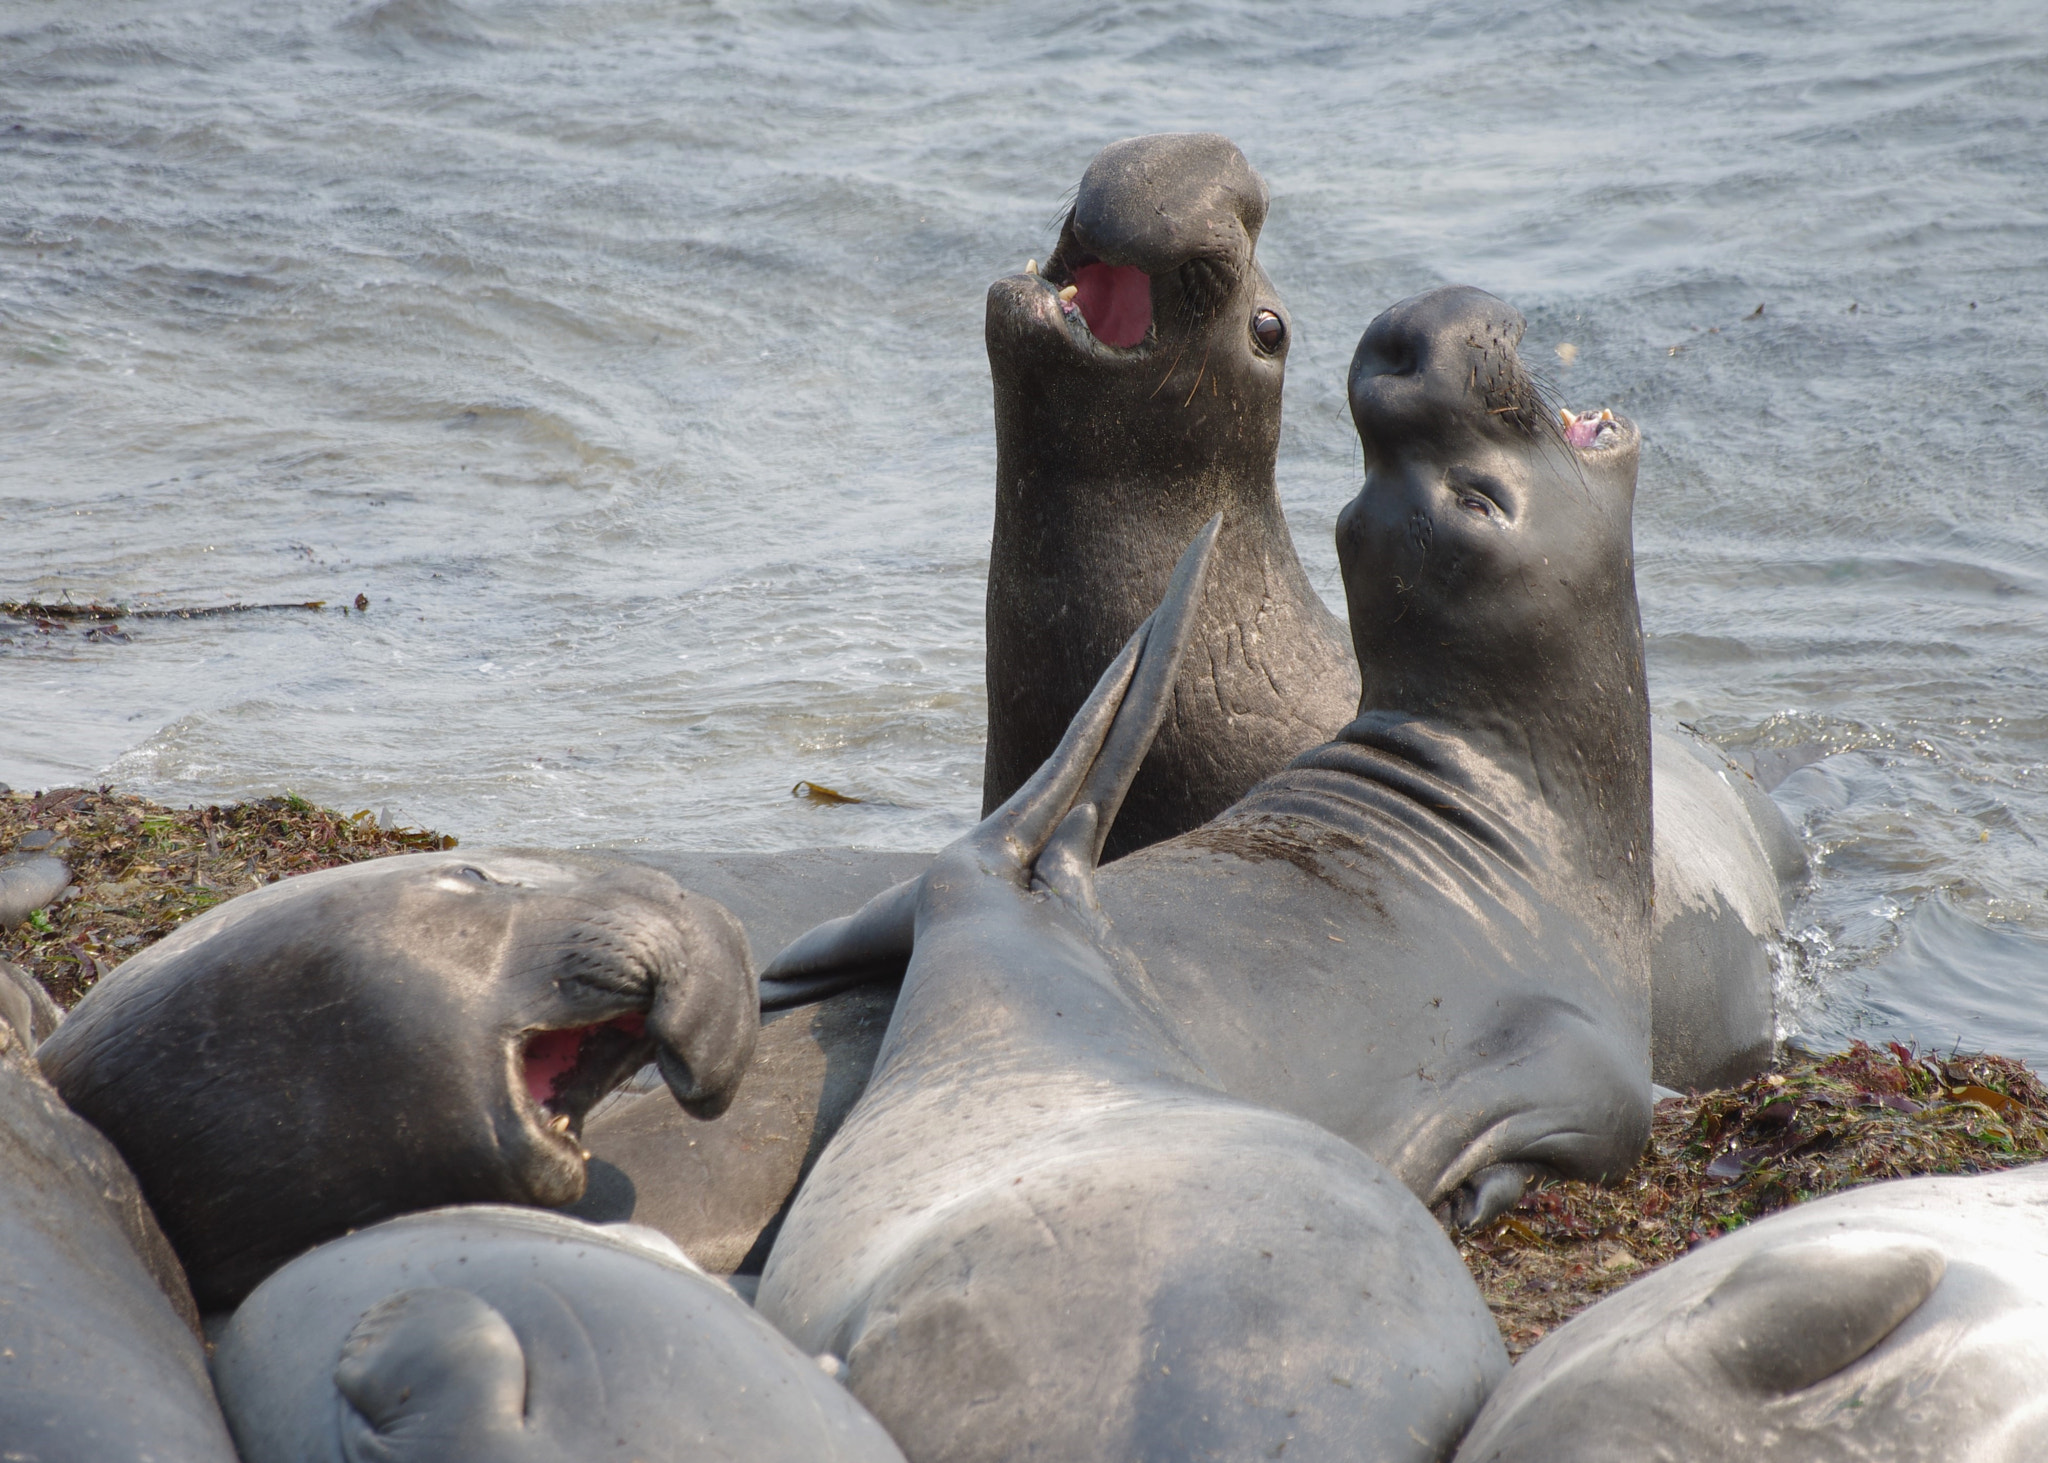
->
1058, 284, 1078, 302
1599, 408, 1613, 421
579, 1149, 592, 1162
1025, 259, 1038, 275
1559, 408, 1578, 427
549, 1113, 571, 1134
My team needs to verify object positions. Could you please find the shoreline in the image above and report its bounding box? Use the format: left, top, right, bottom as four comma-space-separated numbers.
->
6, 786, 2045, 1352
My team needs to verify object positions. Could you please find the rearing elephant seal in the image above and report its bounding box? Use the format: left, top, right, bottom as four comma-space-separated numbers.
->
39, 850, 758, 1310
982, 133, 1804, 1088
777, 286, 1655, 1228
763, 522, 1506, 1463
982, 131, 1359, 858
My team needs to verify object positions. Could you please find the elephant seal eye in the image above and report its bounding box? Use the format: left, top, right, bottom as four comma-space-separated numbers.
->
1460, 496, 1492, 516
1251, 308, 1285, 353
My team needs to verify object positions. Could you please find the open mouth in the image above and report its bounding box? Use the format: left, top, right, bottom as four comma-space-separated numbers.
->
1033, 250, 1154, 349
517, 1011, 656, 1148
1560, 407, 1623, 450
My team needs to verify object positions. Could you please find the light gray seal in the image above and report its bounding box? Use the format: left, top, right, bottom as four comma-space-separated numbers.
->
777, 286, 1660, 1230
978, 132, 1804, 1088
39, 849, 759, 1310
759, 520, 1507, 1462
212, 1204, 907, 1463
0, 960, 239, 1459
1453, 1164, 2048, 1462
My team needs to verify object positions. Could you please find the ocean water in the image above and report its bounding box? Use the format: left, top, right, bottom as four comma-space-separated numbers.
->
5, 0, 2045, 1060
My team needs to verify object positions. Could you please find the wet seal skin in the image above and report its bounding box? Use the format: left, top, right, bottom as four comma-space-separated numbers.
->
761, 521, 1506, 1463
777, 287, 1657, 1232
978, 132, 1802, 1089
213, 1205, 906, 1463
0, 960, 240, 1459
1453, 1165, 2048, 1462
39, 849, 757, 1311
981, 131, 1360, 859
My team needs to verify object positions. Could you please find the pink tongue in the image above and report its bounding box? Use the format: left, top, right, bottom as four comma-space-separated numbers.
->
522, 1012, 647, 1105
1072, 263, 1152, 347
1565, 418, 1602, 448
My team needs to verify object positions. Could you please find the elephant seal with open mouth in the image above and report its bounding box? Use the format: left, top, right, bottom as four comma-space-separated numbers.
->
777, 286, 1657, 1230
981, 133, 1803, 1090
981, 131, 1359, 860
39, 849, 757, 1311
212, 1205, 906, 1463
761, 521, 1506, 1463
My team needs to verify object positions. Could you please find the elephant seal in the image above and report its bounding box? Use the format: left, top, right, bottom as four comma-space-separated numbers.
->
212, 1205, 906, 1463
0, 847, 70, 927
981, 131, 1359, 858
1453, 1164, 2048, 1461
39, 849, 758, 1311
0, 961, 239, 1459
980, 133, 1802, 1086
778, 287, 1656, 1228
761, 520, 1507, 1463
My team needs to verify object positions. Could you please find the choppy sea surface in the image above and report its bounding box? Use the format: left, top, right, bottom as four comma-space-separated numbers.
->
5, 0, 2045, 1061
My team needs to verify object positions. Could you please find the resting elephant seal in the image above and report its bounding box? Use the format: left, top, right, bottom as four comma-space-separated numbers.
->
1453, 1165, 2048, 1461
212, 1205, 906, 1463
39, 849, 758, 1311
761, 522, 1507, 1463
779, 286, 1656, 1228
0, 961, 240, 1459
979, 132, 1803, 1088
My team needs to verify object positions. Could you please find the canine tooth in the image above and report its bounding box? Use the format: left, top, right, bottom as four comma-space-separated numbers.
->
1058, 285, 1078, 302
580, 1149, 592, 1162
1559, 408, 1578, 427
1599, 408, 1613, 421
1025, 258, 1038, 275
548, 1113, 571, 1134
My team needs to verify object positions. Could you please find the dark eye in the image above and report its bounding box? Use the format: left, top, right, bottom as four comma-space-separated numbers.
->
455, 866, 492, 883
1459, 495, 1492, 516
1251, 308, 1286, 353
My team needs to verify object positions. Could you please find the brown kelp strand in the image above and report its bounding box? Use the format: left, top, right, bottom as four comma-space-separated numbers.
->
2, 787, 454, 1007
1458, 1040, 2048, 1356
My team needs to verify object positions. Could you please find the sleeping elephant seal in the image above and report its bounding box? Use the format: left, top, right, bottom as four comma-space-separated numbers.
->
0, 962, 240, 1458
762, 521, 1507, 1463
779, 287, 1656, 1228
1453, 1164, 2048, 1461
981, 133, 1803, 1087
39, 849, 758, 1311
212, 1205, 906, 1463
981, 130, 1359, 858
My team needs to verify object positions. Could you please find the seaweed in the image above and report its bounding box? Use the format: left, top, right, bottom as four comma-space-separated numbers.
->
2, 786, 454, 1006
1458, 1040, 2048, 1356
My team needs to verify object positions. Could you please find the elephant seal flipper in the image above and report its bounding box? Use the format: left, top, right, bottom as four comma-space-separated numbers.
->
760, 521, 1506, 1462
38, 850, 759, 1310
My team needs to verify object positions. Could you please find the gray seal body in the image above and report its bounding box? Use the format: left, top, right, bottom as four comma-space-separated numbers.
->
0, 964, 239, 1460
39, 849, 759, 1310
1079, 286, 1657, 1226
212, 1205, 906, 1463
1454, 1165, 2048, 1462
979, 133, 1803, 1089
762, 523, 1507, 1463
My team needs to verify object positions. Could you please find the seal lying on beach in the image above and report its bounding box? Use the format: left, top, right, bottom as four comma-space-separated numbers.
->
0, 961, 240, 1459
777, 286, 1658, 1229
978, 131, 1803, 1089
760, 521, 1507, 1463
212, 1205, 907, 1463
39, 849, 758, 1310
1452, 1164, 2048, 1462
